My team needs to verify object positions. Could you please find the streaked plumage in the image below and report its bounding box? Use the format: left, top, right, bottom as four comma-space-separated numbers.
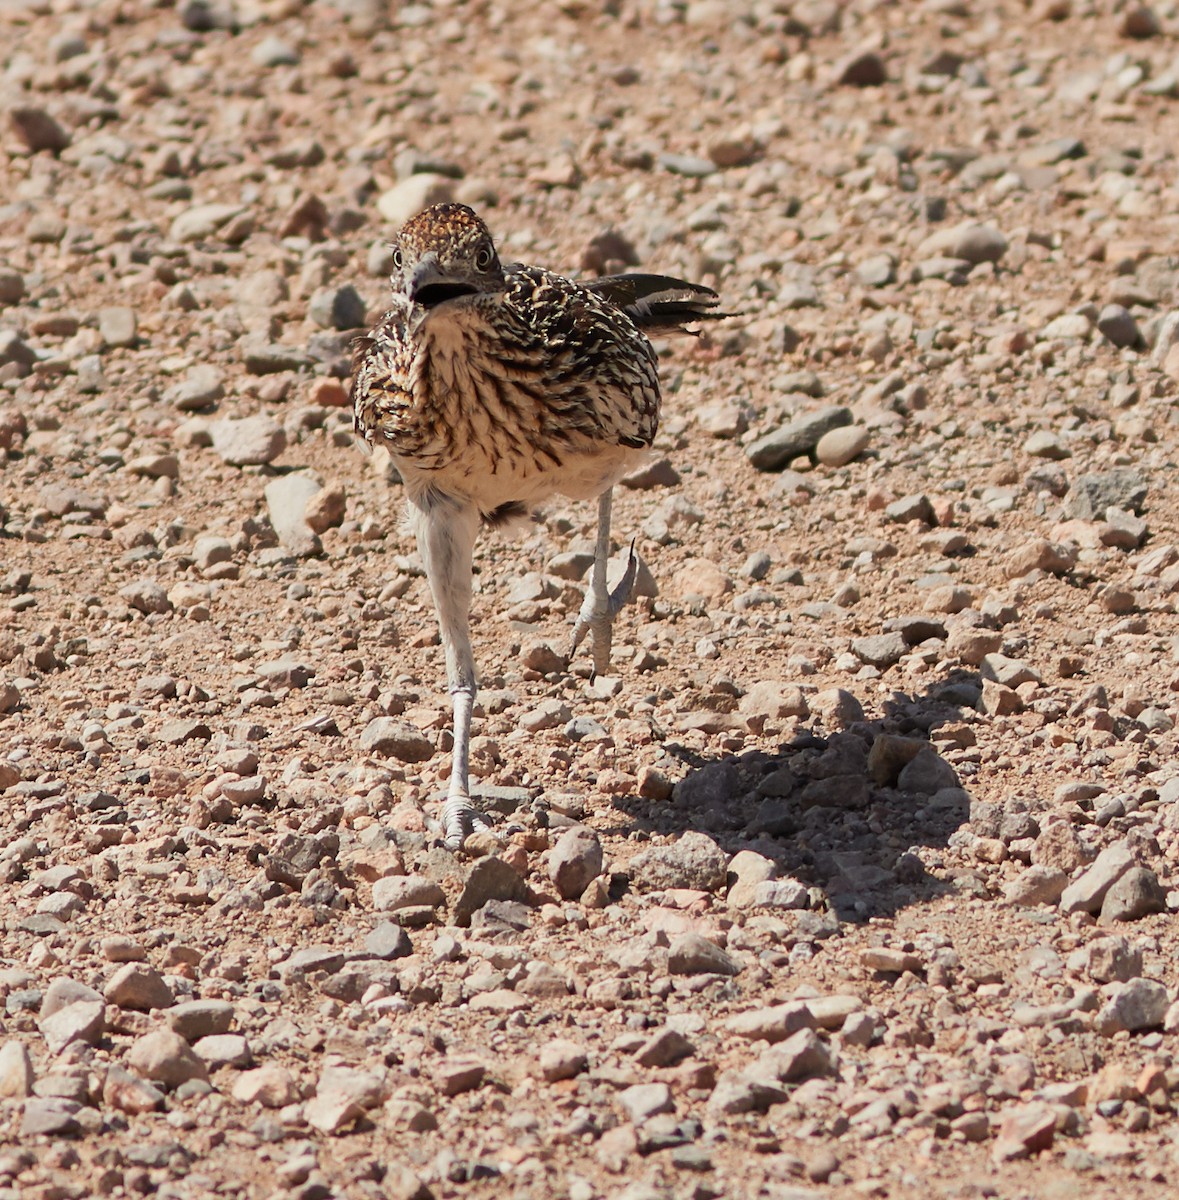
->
351, 203, 723, 847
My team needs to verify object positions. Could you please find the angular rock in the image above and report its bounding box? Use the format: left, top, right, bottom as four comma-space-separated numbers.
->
212, 415, 287, 467
548, 826, 603, 900
454, 856, 531, 926
667, 932, 741, 976
1099, 867, 1166, 923
104, 963, 174, 1012
629, 831, 729, 892
128, 1030, 209, 1088
165, 1000, 235, 1041
1059, 843, 1135, 915
1095, 979, 1170, 1035
359, 717, 434, 762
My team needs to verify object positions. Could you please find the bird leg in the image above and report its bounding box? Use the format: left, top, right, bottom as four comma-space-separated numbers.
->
412, 498, 492, 850
570, 487, 637, 676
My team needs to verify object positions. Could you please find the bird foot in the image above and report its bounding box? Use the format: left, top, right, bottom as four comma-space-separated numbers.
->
569, 541, 638, 675
439, 794, 493, 851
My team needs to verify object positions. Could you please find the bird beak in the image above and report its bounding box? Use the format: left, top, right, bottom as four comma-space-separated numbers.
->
407, 254, 444, 304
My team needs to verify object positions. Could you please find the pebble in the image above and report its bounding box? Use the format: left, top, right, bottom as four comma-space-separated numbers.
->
165, 1000, 235, 1041
1066, 469, 1147, 520
9, 107, 71, 154
309, 285, 367, 331
618, 1082, 674, 1123
359, 717, 434, 762
98, 306, 137, 348
376, 174, 457, 225
103, 1066, 165, 1115
371, 876, 445, 912
629, 832, 729, 892
1004, 538, 1076, 577
193, 1033, 252, 1069
0, 1040, 34, 1098
548, 826, 603, 901
992, 1102, 1056, 1161
170, 203, 244, 243
725, 1002, 813, 1043
1099, 867, 1166, 923
252, 35, 300, 66
917, 222, 1008, 264
453, 855, 532, 926
264, 473, 322, 556
746, 406, 853, 472
38, 999, 105, 1054
232, 1065, 299, 1107
883, 493, 935, 524
539, 1038, 588, 1082
667, 932, 742, 976
815, 425, 869, 467
103, 964, 174, 1011
127, 1030, 209, 1087
851, 632, 907, 669
1096, 303, 1140, 347
1094, 978, 1170, 1035
1004, 865, 1068, 906
165, 365, 225, 410
1059, 842, 1135, 915
834, 49, 887, 86
211, 415, 287, 467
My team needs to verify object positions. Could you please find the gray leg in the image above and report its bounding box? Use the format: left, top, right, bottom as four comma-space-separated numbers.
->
570, 488, 638, 676
412, 498, 492, 849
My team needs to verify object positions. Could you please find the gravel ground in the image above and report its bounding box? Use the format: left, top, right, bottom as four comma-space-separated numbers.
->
2, 1, 1179, 1197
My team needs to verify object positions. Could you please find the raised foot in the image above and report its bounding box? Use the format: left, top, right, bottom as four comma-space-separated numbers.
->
569, 541, 639, 675
440, 795, 493, 851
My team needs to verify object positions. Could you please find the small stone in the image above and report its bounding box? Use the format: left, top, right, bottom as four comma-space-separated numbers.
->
630, 831, 729, 892
759, 1028, 832, 1081
1095, 978, 1170, 1035
1096, 304, 1141, 348
917, 222, 1008, 265
851, 632, 907, 669
437, 1057, 485, 1096
264, 472, 321, 555
360, 717, 434, 762
993, 1102, 1056, 1161
165, 365, 224, 411
38, 1000, 105, 1054
165, 1000, 235, 1041
376, 174, 457, 226
127, 1030, 209, 1088
371, 876, 445, 912
834, 49, 887, 86
0, 1040, 34, 1098
1023, 431, 1070, 460
1004, 864, 1068, 906
211, 415, 287, 467
104, 964, 174, 1011
633, 1027, 694, 1067
618, 1082, 673, 1124
539, 1039, 588, 1082
193, 1033, 252, 1069
305, 483, 347, 534
1099, 867, 1166, 923
170, 203, 244, 243
1066, 469, 1147, 520
454, 856, 531, 926
309, 285, 367, 331
103, 1065, 165, 1115
1005, 538, 1076, 577
119, 580, 172, 615
251, 34, 299, 66
667, 932, 742, 976
746, 406, 853, 471
9, 107, 71, 154
815, 425, 869, 467
1083, 937, 1143, 984
883, 493, 935, 524
1059, 842, 1135, 914
98, 306, 137, 348
739, 680, 809, 721
548, 826, 603, 901
232, 1065, 299, 1107
861, 947, 923, 974
725, 1003, 814, 1043
20, 1097, 82, 1137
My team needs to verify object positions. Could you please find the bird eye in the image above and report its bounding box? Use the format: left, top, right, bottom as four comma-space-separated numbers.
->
475, 245, 494, 270
391, 247, 403, 270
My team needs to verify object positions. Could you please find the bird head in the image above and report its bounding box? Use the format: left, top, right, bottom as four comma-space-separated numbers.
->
390, 203, 505, 309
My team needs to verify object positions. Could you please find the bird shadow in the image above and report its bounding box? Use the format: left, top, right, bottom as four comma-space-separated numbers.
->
605, 669, 986, 924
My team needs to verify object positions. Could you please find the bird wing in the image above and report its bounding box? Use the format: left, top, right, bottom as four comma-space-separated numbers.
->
582, 273, 726, 334
350, 303, 414, 444
495, 266, 661, 450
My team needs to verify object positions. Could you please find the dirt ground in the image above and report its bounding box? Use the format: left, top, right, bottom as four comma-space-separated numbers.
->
2, 0, 1179, 1197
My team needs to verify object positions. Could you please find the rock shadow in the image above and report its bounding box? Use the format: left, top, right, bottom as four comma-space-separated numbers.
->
609, 669, 985, 923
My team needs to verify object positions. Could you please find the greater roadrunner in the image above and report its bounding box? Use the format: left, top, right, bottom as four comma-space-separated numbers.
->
351, 203, 722, 848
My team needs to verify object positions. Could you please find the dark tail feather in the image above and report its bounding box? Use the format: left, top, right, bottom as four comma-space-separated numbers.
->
585, 273, 731, 334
